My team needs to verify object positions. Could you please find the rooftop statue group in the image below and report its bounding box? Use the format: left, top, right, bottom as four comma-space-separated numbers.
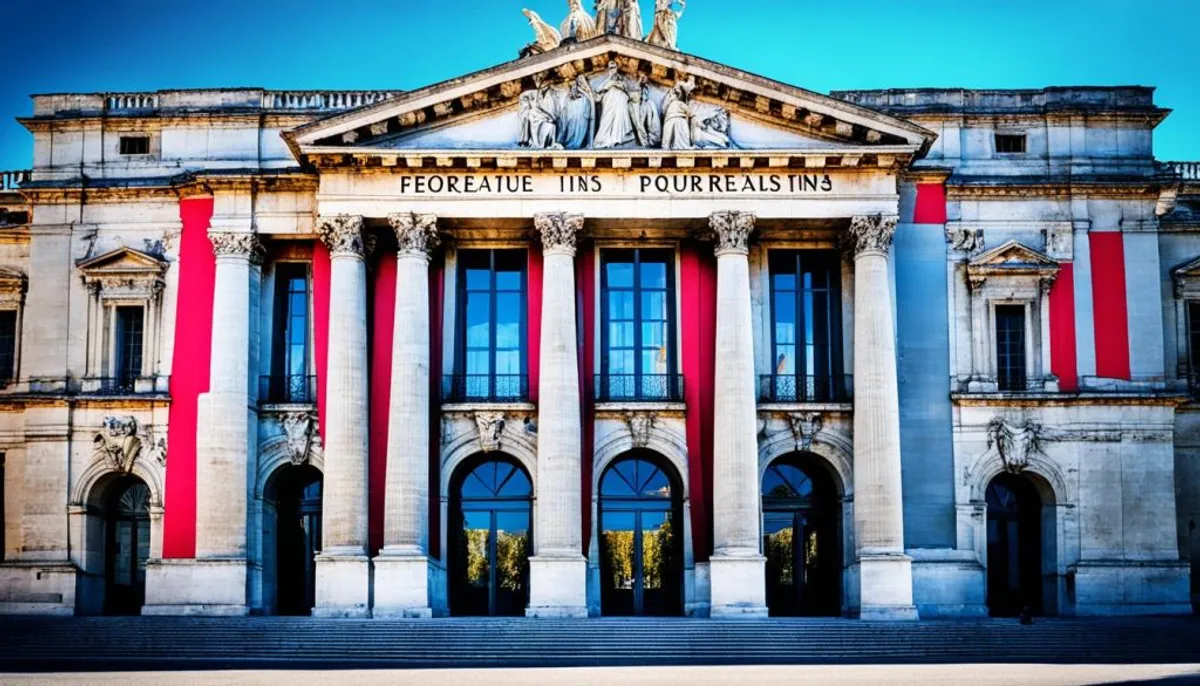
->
518, 61, 731, 151
523, 0, 686, 53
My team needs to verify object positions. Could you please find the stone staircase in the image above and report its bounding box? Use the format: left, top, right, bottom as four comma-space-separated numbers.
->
1, 616, 1198, 670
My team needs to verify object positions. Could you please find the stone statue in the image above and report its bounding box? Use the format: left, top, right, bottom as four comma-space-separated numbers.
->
558, 75, 596, 149
595, 0, 620, 34
660, 77, 695, 149
629, 75, 662, 147
614, 0, 643, 40
561, 0, 599, 41
519, 76, 562, 149
693, 107, 732, 149
593, 62, 636, 148
522, 8, 562, 55
646, 0, 684, 49
94, 416, 144, 474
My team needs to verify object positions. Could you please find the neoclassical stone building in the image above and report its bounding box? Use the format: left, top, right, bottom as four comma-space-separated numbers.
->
0, 32, 1196, 619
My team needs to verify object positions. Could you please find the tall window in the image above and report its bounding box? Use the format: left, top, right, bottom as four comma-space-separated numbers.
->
0, 310, 16, 384
113, 306, 144, 389
600, 249, 677, 400
766, 251, 844, 402
1188, 302, 1200, 382
995, 305, 1027, 391
268, 263, 312, 403
453, 249, 526, 401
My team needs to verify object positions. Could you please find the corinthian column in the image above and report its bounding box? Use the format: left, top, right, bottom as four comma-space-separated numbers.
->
707, 211, 768, 618
374, 212, 439, 618
848, 214, 917, 620
526, 211, 587, 618
180, 231, 263, 615
313, 214, 372, 617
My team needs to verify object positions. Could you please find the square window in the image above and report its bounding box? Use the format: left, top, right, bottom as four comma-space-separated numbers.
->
994, 133, 1027, 154
119, 136, 150, 155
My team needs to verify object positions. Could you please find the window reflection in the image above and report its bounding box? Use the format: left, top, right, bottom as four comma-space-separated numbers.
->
456, 250, 526, 401
600, 250, 676, 400
599, 456, 681, 616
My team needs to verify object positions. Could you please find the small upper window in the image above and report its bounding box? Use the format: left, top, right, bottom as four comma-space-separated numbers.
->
994, 133, 1027, 154
119, 136, 150, 156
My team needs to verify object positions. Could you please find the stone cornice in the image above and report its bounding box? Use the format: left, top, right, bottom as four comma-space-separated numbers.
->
952, 392, 1187, 408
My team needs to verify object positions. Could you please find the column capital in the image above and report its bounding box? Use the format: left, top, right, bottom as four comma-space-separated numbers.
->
535, 212, 583, 256
208, 231, 265, 265
387, 212, 440, 259
846, 215, 898, 256
317, 214, 367, 258
709, 211, 756, 256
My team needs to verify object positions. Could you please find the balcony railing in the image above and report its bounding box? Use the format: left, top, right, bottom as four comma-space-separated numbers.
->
1, 170, 29, 192
442, 374, 529, 403
259, 375, 317, 404
1163, 161, 1200, 181
758, 374, 853, 403
594, 374, 684, 402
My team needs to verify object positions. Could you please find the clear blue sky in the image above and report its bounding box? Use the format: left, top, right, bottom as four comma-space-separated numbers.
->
2, 0, 1198, 170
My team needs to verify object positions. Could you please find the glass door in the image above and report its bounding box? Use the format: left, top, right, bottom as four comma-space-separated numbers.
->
451, 459, 532, 616
599, 457, 681, 616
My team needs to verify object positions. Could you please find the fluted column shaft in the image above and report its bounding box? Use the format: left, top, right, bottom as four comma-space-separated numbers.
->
707, 211, 768, 618
848, 214, 917, 620
195, 232, 262, 559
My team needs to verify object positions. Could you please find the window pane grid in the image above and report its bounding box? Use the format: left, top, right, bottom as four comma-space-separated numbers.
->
765, 251, 843, 402
451, 250, 527, 402
600, 249, 677, 401
995, 305, 1027, 391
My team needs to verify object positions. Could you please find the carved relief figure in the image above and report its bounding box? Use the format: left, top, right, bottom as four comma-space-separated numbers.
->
661, 77, 696, 149
519, 76, 562, 149
558, 75, 596, 149
522, 8, 562, 55
986, 416, 1046, 474
561, 0, 599, 41
94, 416, 143, 474
593, 62, 636, 149
614, 0, 643, 40
645, 0, 685, 49
281, 411, 318, 466
693, 107, 732, 149
629, 75, 662, 147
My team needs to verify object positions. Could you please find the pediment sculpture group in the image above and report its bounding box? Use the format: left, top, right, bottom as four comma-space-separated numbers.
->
520, 64, 731, 151
524, 0, 686, 53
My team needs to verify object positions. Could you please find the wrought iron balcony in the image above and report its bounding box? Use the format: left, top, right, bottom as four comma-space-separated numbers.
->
259, 374, 317, 404
83, 376, 167, 395
758, 374, 853, 403
442, 374, 529, 403
594, 374, 684, 402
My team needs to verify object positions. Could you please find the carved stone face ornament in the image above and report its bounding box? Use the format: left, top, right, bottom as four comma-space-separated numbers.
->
93, 416, 144, 474
787, 412, 823, 452
624, 411, 655, 448
280, 411, 318, 466
986, 416, 1045, 474
474, 412, 507, 453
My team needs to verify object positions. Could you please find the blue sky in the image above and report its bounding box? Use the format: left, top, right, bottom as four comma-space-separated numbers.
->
2, 0, 1197, 170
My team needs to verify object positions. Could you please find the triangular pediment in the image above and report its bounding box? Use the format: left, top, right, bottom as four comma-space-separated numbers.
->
967, 240, 1059, 276
1173, 255, 1200, 280
76, 246, 167, 276
285, 35, 934, 162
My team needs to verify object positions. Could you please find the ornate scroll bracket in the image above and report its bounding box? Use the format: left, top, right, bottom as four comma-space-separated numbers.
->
845, 215, 898, 256
208, 232, 265, 265
534, 212, 583, 256
623, 411, 656, 449
316, 214, 367, 258
986, 416, 1047, 474
387, 212, 440, 258
473, 412, 507, 453
787, 411, 823, 452
708, 211, 756, 256
280, 411, 319, 466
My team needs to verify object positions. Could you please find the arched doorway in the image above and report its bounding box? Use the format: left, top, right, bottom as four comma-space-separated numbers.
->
104, 476, 151, 616
761, 454, 841, 617
986, 473, 1044, 616
598, 454, 683, 616
450, 455, 532, 616
267, 464, 322, 616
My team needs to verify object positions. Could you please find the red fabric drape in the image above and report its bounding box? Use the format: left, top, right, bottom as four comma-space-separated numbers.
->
368, 253, 398, 556
680, 242, 717, 561
1089, 233, 1131, 380
576, 242, 596, 552
162, 197, 216, 558
527, 249, 544, 403
1049, 263, 1079, 391
312, 242, 332, 441
429, 259, 445, 559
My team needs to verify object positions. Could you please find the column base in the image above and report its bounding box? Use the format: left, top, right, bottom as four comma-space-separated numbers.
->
142, 558, 249, 616
314, 552, 371, 618
709, 553, 768, 618
859, 552, 918, 621
526, 554, 587, 618
372, 550, 432, 618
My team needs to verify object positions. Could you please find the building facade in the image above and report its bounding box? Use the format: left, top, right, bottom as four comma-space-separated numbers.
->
0, 31, 1196, 619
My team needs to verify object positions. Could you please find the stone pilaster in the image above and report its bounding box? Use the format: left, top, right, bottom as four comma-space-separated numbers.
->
313, 214, 372, 617
847, 214, 917, 620
374, 212, 440, 618
707, 210, 768, 618
526, 211, 588, 618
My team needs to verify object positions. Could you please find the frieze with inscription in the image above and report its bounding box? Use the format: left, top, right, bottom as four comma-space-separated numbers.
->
396, 172, 835, 197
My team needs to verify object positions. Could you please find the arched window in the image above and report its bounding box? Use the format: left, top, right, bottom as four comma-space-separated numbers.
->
599, 455, 683, 616
451, 456, 532, 616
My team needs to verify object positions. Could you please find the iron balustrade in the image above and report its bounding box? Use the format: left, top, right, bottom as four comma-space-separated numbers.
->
259, 375, 317, 404
443, 374, 529, 403
92, 376, 147, 395
594, 374, 684, 402
758, 374, 853, 403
